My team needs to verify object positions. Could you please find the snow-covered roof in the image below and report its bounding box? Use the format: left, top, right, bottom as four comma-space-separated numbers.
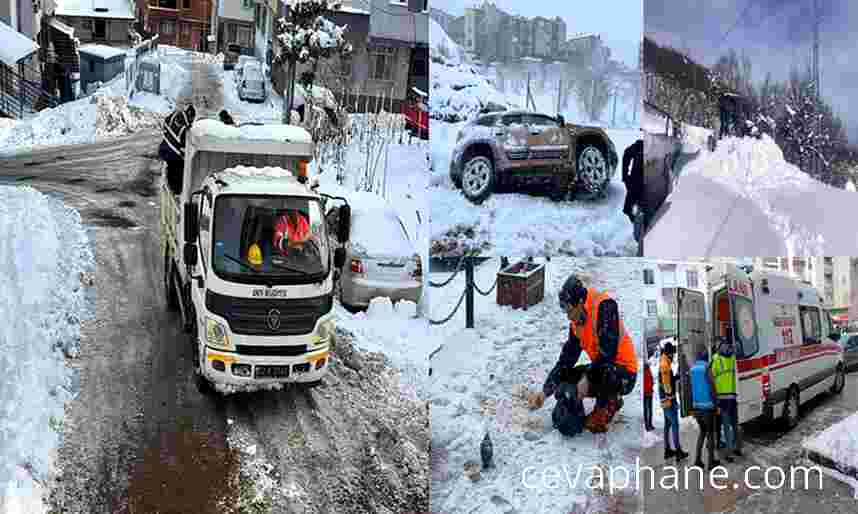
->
0, 20, 39, 66
215, 166, 317, 197
54, 0, 135, 19
337, 5, 370, 15
192, 119, 312, 144
79, 44, 126, 60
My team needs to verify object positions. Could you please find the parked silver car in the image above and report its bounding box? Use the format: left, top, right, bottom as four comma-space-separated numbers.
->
338, 205, 423, 311
238, 62, 266, 102
840, 332, 858, 371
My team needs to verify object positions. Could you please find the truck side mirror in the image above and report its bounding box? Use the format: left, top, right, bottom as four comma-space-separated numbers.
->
337, 204, 351, 243
334, 247, 346, 269
184, 202, 199, 242
184, 242, 198, 268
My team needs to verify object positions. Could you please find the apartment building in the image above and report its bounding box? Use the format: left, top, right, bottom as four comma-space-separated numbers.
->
641, 260, 709, 356
137, 0, 212, 50
53, 0, 136, 45
215, 0, 255, 55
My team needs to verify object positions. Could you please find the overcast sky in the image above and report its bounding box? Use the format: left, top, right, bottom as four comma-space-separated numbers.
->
645, 0, 858, 143
430, 0, 643, 69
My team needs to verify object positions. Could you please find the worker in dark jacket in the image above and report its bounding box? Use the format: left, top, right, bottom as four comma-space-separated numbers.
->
621, 138, 644, 226
159, 104, 196, 195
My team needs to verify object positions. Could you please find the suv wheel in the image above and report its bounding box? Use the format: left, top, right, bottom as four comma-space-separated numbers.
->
576, 145, 609, 197
461, 156, 494, 204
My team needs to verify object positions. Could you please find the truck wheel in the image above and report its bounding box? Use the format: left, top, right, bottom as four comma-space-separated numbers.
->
461, 156, 494, 204
576, 145, 609, 198
196, 373, 216, 396
164, 253, 179, 311
831, 364, 846, 394
781, 385, 800, 429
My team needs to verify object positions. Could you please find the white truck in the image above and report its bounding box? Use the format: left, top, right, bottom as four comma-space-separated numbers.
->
674, 263, 846, 428
161, 119, 351, 393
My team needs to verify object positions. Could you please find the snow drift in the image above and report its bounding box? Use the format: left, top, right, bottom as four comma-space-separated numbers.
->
0, 186, 94, 512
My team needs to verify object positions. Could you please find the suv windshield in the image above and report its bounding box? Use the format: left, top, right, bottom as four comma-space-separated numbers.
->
212, 195, 329, 284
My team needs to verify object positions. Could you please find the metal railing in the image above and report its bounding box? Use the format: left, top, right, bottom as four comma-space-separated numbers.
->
0, 64, 60, 119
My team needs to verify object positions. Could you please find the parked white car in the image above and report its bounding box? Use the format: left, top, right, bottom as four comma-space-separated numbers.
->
237, 62, 266, 102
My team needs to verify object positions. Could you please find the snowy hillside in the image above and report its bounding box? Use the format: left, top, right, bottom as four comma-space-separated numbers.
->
430, 257, 644, 514
0, 187, 94, 513
646, 133, 858, 257
430, 18, 464, 66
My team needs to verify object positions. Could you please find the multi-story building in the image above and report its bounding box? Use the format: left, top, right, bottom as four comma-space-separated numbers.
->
641, 260, 709, 357
53, 0, 136, 45
214, 0, 255, 56
137, 0, 212, 51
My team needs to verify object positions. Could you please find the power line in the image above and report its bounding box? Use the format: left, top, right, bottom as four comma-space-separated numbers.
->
717, 0, 758, 48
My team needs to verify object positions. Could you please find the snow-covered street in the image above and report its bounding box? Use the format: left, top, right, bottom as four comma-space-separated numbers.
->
645, 130, 858, 258
429, 257, 645, 514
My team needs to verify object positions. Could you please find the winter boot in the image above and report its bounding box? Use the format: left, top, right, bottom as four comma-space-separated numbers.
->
584, 407, 610, 433
664, 448, 676, 460
675, 449, 689, 462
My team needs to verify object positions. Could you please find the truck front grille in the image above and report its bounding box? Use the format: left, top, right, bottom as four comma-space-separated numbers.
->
236, 344, 309, 356
206, 291, 333, 336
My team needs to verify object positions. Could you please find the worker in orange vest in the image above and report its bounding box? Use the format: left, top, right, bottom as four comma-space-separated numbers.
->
548, 275, 640, 433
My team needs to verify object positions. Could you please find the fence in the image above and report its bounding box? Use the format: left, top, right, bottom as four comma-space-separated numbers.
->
0, 62, 60, 119
427, 254, 501, 328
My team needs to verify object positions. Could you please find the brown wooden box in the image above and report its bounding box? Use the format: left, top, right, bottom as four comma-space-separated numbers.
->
496, 261, 545, 310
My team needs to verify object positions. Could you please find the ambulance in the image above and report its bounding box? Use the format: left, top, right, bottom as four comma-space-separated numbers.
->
675, 263, 846, 428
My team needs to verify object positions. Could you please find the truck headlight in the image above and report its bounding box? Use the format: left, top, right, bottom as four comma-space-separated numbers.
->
206, 318, 232, 350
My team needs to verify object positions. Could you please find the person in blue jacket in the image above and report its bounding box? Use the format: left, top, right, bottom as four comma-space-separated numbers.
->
690, 350, 719, 470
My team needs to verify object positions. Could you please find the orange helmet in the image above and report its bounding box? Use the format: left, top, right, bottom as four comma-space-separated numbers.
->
273, 211, 310, 254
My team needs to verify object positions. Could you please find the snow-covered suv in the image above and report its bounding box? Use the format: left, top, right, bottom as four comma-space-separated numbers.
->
449, 110, 618, 204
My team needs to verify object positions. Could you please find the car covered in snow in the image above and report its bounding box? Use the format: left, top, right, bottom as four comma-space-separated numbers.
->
237, 62, 267, 102
448, 109, 618, 204
337, 204, 423, 311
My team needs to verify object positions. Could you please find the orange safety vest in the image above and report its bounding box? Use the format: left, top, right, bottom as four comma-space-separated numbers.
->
570, 288, 638, 374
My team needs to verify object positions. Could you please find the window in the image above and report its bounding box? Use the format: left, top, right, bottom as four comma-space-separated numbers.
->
160, 19, 176, 35
500, 113, 523, 127
646, 300, 657, 317
643, 269, 654, 285
686, 270, 699, 289
660, 265, 677, 286
732, 296, 759, 358
82, 20, 93, 31
523, 114, 560, 127
238, 26, 252, 47
242, 0, 253, 8
799, 306, 821, 345
370, 46, 395, 81
158, 0, 178, 8
180, 22, 190, 35
412, 58, 427, 77
183, 0, 190, 9
228, 24, 237, 43
94, 19, 106, 40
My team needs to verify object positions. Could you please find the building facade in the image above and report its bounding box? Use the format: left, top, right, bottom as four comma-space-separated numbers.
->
137, 0, 212, 50
54, 0, 136, 46
641, 260, 709, 356
216, 0, 255, 55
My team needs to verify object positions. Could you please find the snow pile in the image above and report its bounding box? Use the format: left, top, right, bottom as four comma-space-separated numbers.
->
0, 186, 94, 513
682, 124, 713, 153
429, 18, 464, 66
0, 93, 162, 154
803, 412, 858, 472
430, 257, 645, 514
430, 63, 511, 122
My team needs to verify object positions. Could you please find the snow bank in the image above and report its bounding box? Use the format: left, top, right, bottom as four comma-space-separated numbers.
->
804, 412, 858, 472
682, 124, 713, 153
79, 44, 126, 60
429, 18, 463, 66
0, 94, 161, 155
0, 187, 94, 512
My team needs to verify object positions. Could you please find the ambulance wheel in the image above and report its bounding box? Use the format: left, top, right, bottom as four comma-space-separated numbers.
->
831, 364, 846, 395
781, 386, 800, 429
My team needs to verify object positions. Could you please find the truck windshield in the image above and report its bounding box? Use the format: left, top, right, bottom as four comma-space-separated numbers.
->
212, 195, 329, 284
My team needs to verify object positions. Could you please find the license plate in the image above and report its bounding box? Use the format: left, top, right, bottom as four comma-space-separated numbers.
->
255, 365, 290, 378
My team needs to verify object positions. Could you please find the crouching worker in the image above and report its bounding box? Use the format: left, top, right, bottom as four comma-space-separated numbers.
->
539, 275, 639, 434
159, 104, 196, 195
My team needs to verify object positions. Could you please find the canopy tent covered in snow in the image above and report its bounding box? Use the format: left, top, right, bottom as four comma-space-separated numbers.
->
0, 20, 39, 66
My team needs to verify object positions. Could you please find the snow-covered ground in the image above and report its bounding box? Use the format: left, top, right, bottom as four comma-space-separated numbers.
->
804, 411, 858, 472
430, 257, 644, 513
0, 187, 94, 513
431, 122, 638, 257
646, 132, 858, 257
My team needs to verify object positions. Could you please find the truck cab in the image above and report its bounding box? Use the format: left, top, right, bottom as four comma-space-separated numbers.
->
160, 119, 351, 393
674, 263, 845, 428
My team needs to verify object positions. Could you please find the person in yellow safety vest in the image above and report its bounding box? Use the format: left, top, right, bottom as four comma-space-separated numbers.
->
712, 339, 742, 459
659, 342, 688, 462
